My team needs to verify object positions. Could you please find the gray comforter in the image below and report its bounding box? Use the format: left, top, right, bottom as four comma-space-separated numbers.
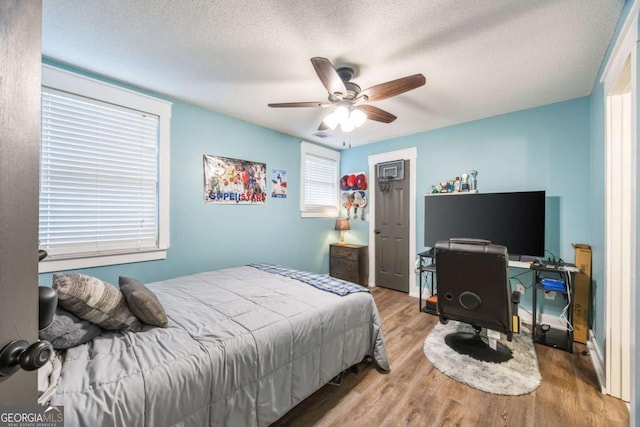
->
51, 266, 389, 426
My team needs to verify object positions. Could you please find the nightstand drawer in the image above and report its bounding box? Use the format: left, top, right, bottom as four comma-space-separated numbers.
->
330, 263, 358, 283
330, 258, 358, 281
330, 245, 358, 261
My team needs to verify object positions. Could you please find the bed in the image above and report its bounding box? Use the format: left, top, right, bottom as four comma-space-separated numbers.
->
48, 264, 390, 426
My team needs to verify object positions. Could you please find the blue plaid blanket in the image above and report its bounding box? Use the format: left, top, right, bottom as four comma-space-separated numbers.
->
248, 263, 369, 296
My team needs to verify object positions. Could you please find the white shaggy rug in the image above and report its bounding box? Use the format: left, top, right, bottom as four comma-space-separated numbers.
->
423, 321, 541, 395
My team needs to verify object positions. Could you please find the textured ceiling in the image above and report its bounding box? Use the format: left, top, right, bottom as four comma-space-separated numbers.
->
42, 0, 624, 149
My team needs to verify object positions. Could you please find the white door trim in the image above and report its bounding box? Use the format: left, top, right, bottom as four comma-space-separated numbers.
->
601, 1, 639, 90
367, 147, 417, 296
601, 2, 637, 407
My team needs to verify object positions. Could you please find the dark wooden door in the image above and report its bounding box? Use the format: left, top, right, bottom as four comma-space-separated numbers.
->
374, 161, 410, 292
0, 0, 42, 404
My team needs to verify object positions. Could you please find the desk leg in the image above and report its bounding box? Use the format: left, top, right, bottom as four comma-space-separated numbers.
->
419, 272, 422, 310
531, 271, 537, 338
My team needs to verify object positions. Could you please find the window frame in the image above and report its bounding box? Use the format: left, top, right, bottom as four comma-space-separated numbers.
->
39, 65, 171, 273
299, 141, 341, 218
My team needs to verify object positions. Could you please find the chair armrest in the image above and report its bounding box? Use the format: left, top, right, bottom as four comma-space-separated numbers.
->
511, 290, 521, 305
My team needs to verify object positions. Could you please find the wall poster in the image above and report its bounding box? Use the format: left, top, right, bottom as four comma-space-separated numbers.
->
203, 154, 267, 204
271, 169, 287, 198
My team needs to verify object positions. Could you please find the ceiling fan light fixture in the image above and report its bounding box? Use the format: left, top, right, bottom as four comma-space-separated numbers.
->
351, 108, 367, 128
334, 105, 349, 123
269, 57, 426, 136
323, 112, 339, 130
341, 120, 355, 133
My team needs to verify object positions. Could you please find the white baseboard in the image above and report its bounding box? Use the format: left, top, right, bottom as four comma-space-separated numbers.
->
410, 268, 422, 298
587, 329, 606, 394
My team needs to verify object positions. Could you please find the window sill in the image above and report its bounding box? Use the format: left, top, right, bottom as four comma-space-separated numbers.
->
300, 209, 339, 218
38, 249, 168, 273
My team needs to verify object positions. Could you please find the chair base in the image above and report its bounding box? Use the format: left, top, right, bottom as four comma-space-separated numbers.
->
444, 331, 513, 363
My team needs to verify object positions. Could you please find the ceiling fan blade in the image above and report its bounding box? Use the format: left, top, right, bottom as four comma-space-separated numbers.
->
311, 57, 347, 96
360, 74, 426, 102
268, 102, 327, 108
359, 105, 397, 123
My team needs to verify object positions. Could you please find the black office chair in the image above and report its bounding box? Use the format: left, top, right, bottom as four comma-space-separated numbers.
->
435, 238, 520, 363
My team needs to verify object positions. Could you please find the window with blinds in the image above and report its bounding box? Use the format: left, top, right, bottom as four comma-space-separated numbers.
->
300, 141, 340, 217
40, 89, 159, 257
39, 65, 171, 272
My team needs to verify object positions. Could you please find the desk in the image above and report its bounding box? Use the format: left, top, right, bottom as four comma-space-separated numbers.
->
418, 252, 576, 352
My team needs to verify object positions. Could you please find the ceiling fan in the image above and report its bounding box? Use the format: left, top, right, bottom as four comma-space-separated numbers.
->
268, 57, 426, 132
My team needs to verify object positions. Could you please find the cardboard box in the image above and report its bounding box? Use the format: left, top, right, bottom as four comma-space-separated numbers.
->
573, 272, 590, 343
573, 243, 592, 277
572, 243, 592, 344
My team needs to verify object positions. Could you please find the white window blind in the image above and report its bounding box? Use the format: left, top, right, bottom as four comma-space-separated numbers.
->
300, 142, 340, 217
40, 88, 160, 259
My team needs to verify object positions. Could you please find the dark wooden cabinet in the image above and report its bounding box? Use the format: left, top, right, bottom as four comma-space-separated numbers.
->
329, 244, 368, 286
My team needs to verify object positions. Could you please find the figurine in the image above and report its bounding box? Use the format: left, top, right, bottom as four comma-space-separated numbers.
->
461, 173, 469, 191
447, 179, 455, 192
454, 176, 461, 192
469, 170, 478, 191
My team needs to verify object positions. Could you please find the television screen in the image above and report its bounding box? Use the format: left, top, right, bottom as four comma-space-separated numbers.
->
424, 191, 545, 257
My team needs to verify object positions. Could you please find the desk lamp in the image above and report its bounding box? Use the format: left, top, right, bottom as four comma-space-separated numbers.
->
334, 219, 350, 244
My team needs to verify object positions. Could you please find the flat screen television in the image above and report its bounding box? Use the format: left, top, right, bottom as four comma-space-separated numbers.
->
424, 191, 545, 257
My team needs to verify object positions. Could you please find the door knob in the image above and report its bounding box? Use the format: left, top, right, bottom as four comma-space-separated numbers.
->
0, 252, 58, 377
0, 340, 53, 377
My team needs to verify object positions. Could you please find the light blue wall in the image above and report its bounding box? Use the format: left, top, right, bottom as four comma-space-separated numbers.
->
39, 61, 337, 286
341, 97, 591, 314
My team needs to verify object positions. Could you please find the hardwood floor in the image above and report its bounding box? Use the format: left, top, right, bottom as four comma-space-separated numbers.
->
275, 287, 629, 426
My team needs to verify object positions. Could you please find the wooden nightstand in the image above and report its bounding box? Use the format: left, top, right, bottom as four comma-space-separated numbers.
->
329, 243, 368, 286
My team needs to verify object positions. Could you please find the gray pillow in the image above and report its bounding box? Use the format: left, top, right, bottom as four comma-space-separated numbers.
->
39, 308, 102, 349
53, 273, 142, 331
119, 276, 168, 328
